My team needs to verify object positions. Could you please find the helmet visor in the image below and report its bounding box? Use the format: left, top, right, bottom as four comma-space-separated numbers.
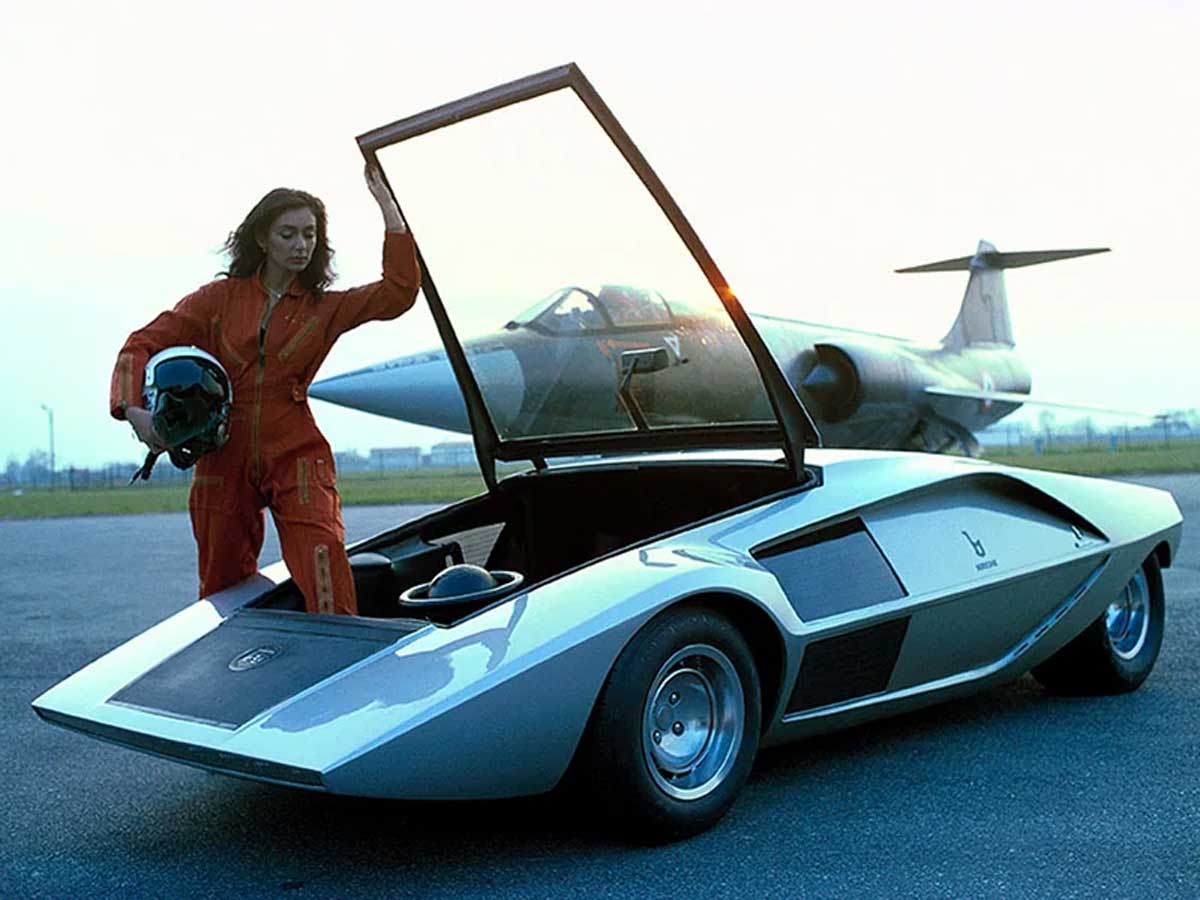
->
153, 358, 227, 398
149, 359, 229, 448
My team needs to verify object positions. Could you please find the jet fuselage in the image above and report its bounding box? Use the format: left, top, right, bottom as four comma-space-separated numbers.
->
309, 312, 1030, 455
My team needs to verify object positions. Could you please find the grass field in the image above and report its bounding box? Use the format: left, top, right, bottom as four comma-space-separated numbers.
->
985, 440, 1200, 476
0, 469, 487, 521
2, 443, 1197, 520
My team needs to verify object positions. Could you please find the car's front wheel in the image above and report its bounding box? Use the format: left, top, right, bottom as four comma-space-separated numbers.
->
1033, 554, 1165, 695
579, 606, 761, 843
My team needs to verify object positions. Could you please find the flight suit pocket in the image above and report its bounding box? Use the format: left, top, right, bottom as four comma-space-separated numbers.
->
314, 456, 336, 488
295, 456, 338, 517
297, 458, 310, 505
279, 316, 321, 362
214, 319, 248, 370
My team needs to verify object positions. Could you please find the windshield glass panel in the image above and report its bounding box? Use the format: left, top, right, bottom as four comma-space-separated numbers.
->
538, 287, 608, 333
509, 289, 564, 326
595, 285, 671, 327
375, 88, 774, 442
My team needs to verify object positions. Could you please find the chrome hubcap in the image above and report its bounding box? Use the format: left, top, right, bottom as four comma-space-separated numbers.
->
642, 644, 744, 801
1105, 568, 1150, 660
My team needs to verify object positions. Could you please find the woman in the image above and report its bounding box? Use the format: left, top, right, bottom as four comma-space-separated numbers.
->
110, 166, 420, 616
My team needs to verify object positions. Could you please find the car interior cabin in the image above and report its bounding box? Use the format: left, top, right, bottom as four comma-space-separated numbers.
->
251, 460, 801, 624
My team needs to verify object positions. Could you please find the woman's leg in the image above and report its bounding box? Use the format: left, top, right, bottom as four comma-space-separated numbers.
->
188, 472, 265, 598
272, 516, 357, 615
270, 455, 358, 615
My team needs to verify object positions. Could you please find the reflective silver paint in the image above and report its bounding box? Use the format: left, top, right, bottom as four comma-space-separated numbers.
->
779, 559, 1106, 727
32, 449, 1183, 799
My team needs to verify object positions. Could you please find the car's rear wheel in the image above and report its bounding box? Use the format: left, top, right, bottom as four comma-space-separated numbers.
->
578, 606, 761, 843
1032, 554, 1164, 695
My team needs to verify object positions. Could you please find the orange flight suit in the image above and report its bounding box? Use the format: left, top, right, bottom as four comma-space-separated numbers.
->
110, 232, 421, 615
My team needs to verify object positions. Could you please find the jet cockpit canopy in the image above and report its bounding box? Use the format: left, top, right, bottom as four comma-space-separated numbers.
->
509, 285, 674, 334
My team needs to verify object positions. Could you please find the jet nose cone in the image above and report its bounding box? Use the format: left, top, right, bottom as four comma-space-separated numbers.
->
309, 348, 526, 434
310, 353, 472, 432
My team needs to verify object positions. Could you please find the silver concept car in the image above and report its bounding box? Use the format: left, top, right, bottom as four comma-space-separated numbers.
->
34, 66, 1183, 842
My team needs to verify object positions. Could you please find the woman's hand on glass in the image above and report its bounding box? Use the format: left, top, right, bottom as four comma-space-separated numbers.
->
364, 163, 407, 233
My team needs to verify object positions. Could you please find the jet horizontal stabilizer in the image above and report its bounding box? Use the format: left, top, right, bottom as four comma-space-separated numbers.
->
896, 247, 1109, 273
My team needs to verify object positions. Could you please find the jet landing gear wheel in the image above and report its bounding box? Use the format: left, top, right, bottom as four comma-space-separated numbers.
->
579, 607, 761, 843
1033, 555, 1165, 695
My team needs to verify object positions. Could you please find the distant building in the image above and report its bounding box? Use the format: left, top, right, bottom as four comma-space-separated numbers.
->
368, 446, 422, 471
428, 441, 476, 468
334, 450, 371, 472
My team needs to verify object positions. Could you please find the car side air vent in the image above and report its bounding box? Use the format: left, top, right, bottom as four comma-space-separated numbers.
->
786, 617, 911, 714
752, 518, 906, 621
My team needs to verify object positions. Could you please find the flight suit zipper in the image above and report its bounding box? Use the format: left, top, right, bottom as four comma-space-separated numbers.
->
251, 293, 280, 481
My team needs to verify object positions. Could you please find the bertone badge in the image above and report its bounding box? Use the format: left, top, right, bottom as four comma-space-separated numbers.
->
228, 644, 284, 672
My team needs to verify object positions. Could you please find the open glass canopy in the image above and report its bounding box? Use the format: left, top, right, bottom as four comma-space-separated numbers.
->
359, 65, 817, 488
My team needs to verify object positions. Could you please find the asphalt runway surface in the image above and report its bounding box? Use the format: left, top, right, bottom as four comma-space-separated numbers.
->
3, 476, 1197, 899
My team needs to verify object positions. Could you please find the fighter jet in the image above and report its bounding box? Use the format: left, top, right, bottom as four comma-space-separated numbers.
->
310, 241, 1112, 456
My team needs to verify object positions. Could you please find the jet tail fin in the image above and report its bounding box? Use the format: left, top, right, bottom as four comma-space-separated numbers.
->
897, 241, 1109, 349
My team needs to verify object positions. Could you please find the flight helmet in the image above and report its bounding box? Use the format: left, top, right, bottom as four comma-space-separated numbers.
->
143, 346, 233, 469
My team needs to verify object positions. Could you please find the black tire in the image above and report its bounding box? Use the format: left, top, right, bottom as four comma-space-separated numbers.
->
1033, 554, 1164, 695
577, 606, 761, 843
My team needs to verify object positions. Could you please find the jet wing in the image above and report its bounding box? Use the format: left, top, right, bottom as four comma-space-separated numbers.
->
923, 386, 1152, 418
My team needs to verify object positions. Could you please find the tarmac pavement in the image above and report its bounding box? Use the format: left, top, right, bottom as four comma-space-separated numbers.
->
2, 477, 1197, 899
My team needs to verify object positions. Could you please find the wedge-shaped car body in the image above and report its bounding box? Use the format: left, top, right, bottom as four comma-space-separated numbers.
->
34, 65, 1183, 840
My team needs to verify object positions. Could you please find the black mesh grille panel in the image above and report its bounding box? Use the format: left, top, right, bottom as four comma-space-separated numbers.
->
109, 611, 406, 729
786, 617, 910, 714
754, 519, 905, 621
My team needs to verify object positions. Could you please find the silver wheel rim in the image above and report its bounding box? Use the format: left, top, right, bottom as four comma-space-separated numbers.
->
641, 643, 745, 801
1105, 568, 1150, 660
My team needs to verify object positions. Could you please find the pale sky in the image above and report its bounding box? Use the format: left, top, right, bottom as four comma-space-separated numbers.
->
2, 0, 1197, 469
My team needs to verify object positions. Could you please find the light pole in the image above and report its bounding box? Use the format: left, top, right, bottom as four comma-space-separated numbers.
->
39, 403, 55, 490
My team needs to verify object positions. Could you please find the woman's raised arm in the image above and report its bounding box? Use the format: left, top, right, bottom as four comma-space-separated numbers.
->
364, 163, 407, 234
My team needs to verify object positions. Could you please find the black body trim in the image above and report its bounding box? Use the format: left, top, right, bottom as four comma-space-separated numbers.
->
35, 708, 325, 788
495, 425, 788, 460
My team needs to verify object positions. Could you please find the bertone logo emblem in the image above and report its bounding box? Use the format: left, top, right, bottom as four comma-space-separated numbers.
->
228, 644, 284, 672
